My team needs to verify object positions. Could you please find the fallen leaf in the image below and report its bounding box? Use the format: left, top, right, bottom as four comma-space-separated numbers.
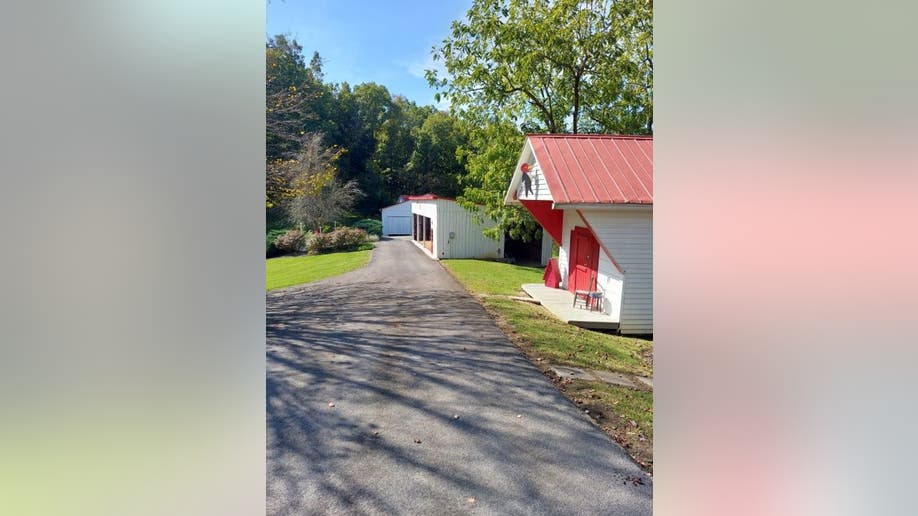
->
629, 419, 637, 427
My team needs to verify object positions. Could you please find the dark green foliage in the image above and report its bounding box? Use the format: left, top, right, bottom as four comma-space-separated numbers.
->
266, 35, 470, 220
352, 218, 382, 236
267, 227, 291, 257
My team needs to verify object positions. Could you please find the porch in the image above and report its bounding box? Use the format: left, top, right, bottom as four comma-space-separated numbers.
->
521, 283, 620, 330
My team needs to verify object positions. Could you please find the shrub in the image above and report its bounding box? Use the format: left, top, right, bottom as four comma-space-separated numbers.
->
306, 231, 332, 254
352, 218, 382, 236
306, 227, 369, 254
273, 229, 306, 254
266, 228, 290, 257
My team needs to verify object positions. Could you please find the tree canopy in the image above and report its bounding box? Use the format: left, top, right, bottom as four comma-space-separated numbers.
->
426, 0, 653, 240
265, 37, 469, 218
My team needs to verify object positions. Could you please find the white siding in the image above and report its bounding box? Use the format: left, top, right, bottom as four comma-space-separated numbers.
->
558, 210, 625, 323
411, 199, 502, 260
580, 208, 652, 334
516, 161, 553, 202
381, 201, 412, 236
435, 200, 503, 259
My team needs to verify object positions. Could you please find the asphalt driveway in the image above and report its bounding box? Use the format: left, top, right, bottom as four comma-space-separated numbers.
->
267, 237, 652, 515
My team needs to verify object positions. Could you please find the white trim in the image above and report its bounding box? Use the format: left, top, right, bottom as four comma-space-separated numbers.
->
503, 138, 536, 205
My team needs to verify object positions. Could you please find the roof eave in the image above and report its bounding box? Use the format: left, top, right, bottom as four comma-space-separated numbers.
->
552, 202, 653, 210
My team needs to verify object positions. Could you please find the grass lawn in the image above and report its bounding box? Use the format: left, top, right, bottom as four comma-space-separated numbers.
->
482, 296, 651, 376
266, 250, 371, 291
566, 380, 653, 469
441, 259, 544, 295
442, 259, 651, 376
442, 258, 653, 471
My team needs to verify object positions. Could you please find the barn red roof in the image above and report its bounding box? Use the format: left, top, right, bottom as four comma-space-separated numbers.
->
528, 134, 653, 205
400, 193, 455, 201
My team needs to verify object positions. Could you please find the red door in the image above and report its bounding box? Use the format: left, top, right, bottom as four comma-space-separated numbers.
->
568, 227, 599, 292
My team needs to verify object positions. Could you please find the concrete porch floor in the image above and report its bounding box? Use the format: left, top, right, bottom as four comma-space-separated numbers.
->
521, 283, 620, 330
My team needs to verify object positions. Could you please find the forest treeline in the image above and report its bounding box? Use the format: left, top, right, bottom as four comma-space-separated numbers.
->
267, 0, 651, 242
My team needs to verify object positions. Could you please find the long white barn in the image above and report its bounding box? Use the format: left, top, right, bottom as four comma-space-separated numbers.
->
407, 194, 503, 260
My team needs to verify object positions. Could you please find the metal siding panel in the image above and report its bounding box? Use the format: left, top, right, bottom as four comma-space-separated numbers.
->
581, 209, 653, 333
432, 200, 502, 259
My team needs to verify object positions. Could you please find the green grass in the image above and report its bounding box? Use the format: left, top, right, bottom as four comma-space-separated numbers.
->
443, 259, 651, 376
266, 250, 372, 291
483, 296, 651, 376
571, 381, 653, 440
442, 259, 544, 295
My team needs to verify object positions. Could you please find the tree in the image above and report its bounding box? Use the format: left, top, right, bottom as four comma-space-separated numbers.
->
271, 132, 362, 231
324, 82, 394, 214
456, 121, 541, 241
429, 0, 652, 135
405, 111, 470, 198
427, 0, 652, 240
266, 36, 330, 160
372, 96, 433, 199
286, 178, 363, 233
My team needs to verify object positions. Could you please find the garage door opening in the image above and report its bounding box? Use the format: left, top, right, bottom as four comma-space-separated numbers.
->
412, 213, 433, 253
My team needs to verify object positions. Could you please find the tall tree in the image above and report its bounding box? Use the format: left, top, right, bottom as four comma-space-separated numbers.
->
373, 96, 434, 200
429, 0, 652, 135
427, 0, 652, 240
265, 36, 330, 160
456, 121, 541, 241
405, 112, 470, 198
278, 133, 362, 232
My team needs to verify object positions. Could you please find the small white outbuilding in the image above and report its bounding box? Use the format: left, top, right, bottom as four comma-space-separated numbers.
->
406, 194, 503, 260
504, 134, 653, 334
380, 198, 413, 236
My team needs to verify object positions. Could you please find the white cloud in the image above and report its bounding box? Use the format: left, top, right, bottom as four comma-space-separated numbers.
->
404, 54, 447, 80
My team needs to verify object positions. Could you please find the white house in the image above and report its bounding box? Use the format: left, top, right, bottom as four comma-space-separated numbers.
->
504, 134, 653, 335
408, 194, 504, 260
380, 198, 413, 236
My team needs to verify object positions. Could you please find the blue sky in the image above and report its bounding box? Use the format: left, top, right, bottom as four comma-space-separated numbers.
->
266, 0, 472, 109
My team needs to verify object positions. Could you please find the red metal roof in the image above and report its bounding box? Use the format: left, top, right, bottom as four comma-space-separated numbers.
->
402, 193, 454, 201
527, 134, 653, 205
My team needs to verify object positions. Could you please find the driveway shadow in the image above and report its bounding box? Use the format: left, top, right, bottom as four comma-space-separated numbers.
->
266, 239, 652, 515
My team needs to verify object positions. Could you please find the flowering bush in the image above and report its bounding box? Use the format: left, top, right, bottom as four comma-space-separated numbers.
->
306, 227, 369, 254
273, 229, 306, 254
